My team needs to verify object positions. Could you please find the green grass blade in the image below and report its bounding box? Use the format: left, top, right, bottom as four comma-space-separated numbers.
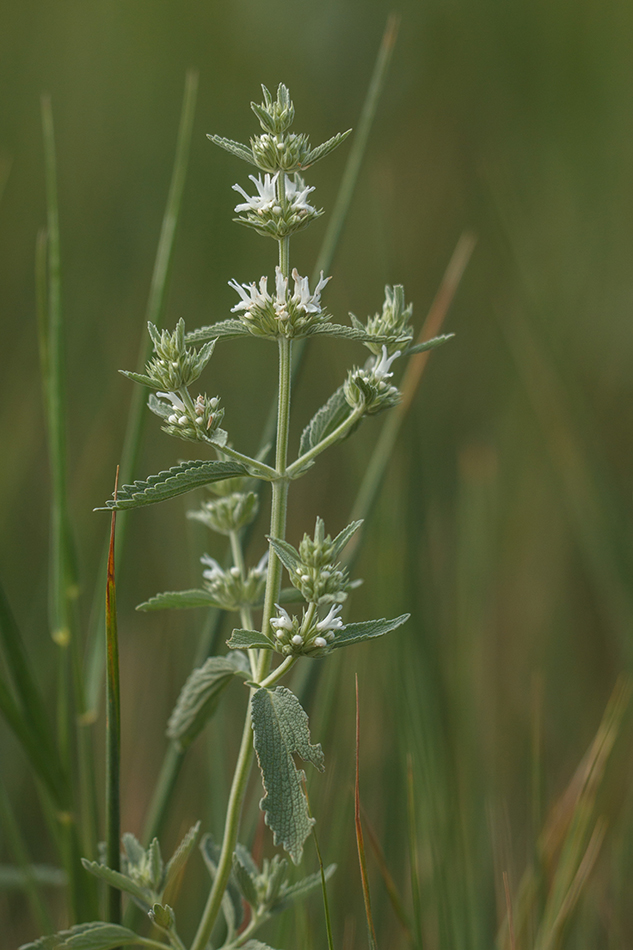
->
0, 780, 54, 933
355, 677, 378, 950
105, 471, 122, 924
85, 69, 199, 713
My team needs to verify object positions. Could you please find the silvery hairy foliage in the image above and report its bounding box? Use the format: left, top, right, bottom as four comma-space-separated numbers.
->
23, 83, 451, 950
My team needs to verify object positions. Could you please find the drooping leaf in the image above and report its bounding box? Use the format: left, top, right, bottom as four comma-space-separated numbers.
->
301, 130, 352, 167
186, 319, 251, 345
18, 922, 143, 950
227, 629, 275, 651
167, 654, 250, 750
136, 589, 226, 611
403, 333, 454, 356
80, 861, 150, 909
200, 834, 244, 933
331, 520, 363, 558
251, 686, 325, 864
332, 614, 410, 650
232, 852, 258, 907
0, 864, 66, 888
267, 537, 301, 575
206, 134, 257, 166
99, 459, 248, 510
274, 864, 337, 912
298, 387, 350, 458
164, 822, 201, 890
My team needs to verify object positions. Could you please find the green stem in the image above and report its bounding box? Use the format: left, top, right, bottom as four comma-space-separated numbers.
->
190, 334, 293, 950
287, 406, 364, 478
230, 531, 257, 677
105, 495, 122, 924
258, 654, 297, 689
0, 780, 54, 933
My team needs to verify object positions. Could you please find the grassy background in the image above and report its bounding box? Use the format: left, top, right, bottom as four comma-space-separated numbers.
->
2, 0, 633, 946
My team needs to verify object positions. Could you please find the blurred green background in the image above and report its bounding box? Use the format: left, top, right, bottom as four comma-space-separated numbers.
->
3, 0, 633, 946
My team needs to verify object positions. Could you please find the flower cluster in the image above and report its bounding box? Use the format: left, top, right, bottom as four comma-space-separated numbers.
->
121, 319, 216, 392
201, 553, 268, 612
289, 517, 356, 605
270, 603, 344, 656
229, 267, 330, 338
148, 391, 225, 444
344, 345, 402, 415
233, 172, 322, 239
354, 284, 414, 357
188, 490, 258, 536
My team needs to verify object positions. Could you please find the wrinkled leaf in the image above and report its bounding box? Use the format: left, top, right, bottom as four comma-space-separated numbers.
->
267, 537, 301, 575
304, 322, 398, 344
332, 614, 410, 650
299, 387, 350, 457
186, 319, 251, 345
251, 686, 325, 864
227, 629, 275, 651
99, 459, 248, 510
81, 860, 150, 909
167, 653, 250, 750
164, 822, 201, 890
18, 922, 143, 950
136, 589, 226, 611
232, 852, 258, 907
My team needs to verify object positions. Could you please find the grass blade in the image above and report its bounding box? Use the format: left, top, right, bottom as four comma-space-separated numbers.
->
360, 803, 413, 942
304, 782, 335, 950
105, 469, 122, 924
0, 780, 54, 933
355, 676, 378, 950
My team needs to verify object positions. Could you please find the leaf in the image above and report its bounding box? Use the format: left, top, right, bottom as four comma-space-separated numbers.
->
0, 864, 66, 888
331, 520, 363, 558
80, 860, 151, 909
226, 629, 275, 651
241, 943, 281, 950
232, 852, 258, 907
274, 864, 337, 911
251, 686, 325, 865
206, 134, 257, 166
18, 922, 144, 950
304, 322, 399, 344
332, 614, 410, 650
119, 370, 157, 388
164, 822, 200, 890
136, 589, 226, 611
403, 333, 454, 356
167, 654, 250, 750
301, 130, 352, 167
299, 387, 350, 457
99, 459, 248, 510
279, 587, 306, 605
267, 537, 301, 575
186, 319, 251, 345
200, 834, 244, 933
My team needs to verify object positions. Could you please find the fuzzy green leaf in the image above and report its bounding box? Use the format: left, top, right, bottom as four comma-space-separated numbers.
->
403, 333, 454, 356
0, 864, 66, 889
80, 860, 151, 908
227, 629, 275, 651
167, 654, 249, 750
332, 614, 410, 650
301, 130, 352, 167
331, 520, 363, 558
200, 834, 244, 933
267, 537, 301, 575
186, 319, 251, 345
164, 822, 200, 890
136, 589, 226, 611
304, 322, 397, 344
251, 686, 325, 865
241, 943, 281, 950
119, 370, 157, 388
299, 387, 350, 457
99, 459, 248, 510
207, 134, 257, 165
232, 853, 258, 907
18, 922, 143, 950
274, 864, 337, 911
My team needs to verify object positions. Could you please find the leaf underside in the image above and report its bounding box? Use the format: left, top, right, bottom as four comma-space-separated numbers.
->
227, 629, 275, 651
251, 686, 325, 864
18, 922, 142, 950
167, 653, 249, 749
99, 459, 248, 510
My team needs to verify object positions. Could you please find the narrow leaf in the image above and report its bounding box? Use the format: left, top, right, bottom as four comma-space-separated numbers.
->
99, 459, 248, 510
0, 864, 66, 888
80, 861, 150, 910
186, 319, 251, 345
105, 469, 122, 924
403, 333, 454, 356
136, 589, 226, 611
275, 864, 337, 911
251, 686, 325, 865
299, 387, 350, 457
227, 629, 275, 651
164, 822, 201, 891
206, 134, 256, 165
18, 922, 144, 950
118, 370, 157, 388
332, 614, 409, 650
232, 853, 258, 907
301, 130, 352, 167
167, 654, 249, 750
355, 677, 378, 950
331, 520, 363, 558
200, 834, 244, 932
304, 322, 398, 344
267, 537, 301, 575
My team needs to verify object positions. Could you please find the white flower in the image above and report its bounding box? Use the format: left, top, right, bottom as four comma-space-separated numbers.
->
229, 275, 271, 313
254, 552, 269, 575
315, 604, 344, 634
201, 555, 224, 582
313, 636, 327, 649
270, 604, 294, 634
291, 634, 303, 646
285, 175, 317, 214
372, 346, 401, 380
156, 391, 188, 424
233, 173, 280, 214
289, 268, 330, 313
